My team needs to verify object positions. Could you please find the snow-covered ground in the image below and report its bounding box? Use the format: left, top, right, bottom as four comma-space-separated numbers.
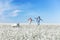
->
0, 24, 60, 40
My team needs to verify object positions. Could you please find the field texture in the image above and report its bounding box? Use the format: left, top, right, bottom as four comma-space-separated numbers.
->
0, 24, 60, 40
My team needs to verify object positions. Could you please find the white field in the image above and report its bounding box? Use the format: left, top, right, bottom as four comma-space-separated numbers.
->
0, 23, 60, 40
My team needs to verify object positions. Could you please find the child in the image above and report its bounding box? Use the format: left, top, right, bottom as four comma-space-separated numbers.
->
28, 17, 33, 24
35, 16, 42, 25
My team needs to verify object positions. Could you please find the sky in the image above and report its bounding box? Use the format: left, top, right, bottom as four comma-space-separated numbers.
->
0, 0, 60, 23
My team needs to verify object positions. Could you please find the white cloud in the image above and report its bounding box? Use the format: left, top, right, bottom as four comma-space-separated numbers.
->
11, 10, 21, 17
0, 0, 22, 20
0, 0, 12, 19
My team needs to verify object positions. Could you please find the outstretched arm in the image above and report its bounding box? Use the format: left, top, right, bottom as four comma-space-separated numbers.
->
40, 18, 43, 21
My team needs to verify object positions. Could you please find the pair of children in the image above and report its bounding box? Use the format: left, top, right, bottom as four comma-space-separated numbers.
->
28, 16, 42, 25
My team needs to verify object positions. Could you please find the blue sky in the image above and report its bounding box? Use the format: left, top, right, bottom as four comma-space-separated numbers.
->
0, 0, 60, 23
